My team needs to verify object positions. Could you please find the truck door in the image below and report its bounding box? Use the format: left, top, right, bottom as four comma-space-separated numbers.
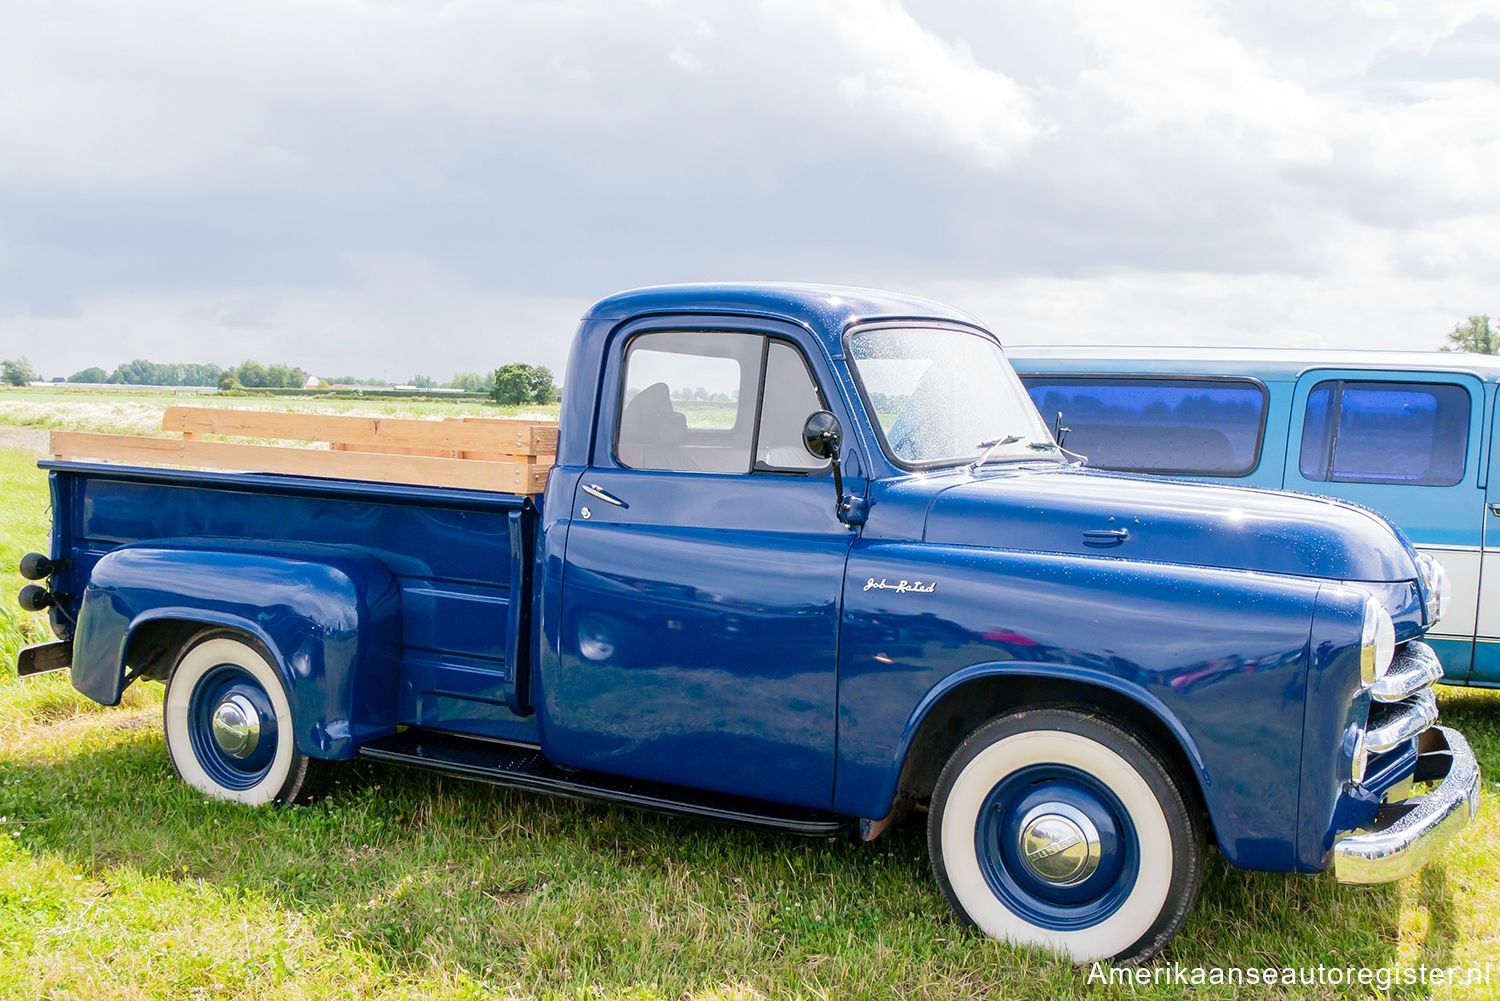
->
1283, 369, 1485, 682
549, 320, 858, 809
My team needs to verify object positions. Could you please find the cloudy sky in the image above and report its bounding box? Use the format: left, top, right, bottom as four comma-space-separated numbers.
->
3, 0, 1499, 382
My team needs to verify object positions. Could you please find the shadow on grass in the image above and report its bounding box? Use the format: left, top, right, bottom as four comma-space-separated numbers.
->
0, 712, 1455, 998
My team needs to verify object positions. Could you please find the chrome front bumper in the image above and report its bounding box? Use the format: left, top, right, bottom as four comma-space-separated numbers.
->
1333, 726, 1481, 884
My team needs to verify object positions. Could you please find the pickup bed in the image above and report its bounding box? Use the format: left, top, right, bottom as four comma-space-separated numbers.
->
15, 284, 1481, 963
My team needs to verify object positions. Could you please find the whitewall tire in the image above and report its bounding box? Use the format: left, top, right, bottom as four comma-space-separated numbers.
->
163, 631, 328, 806
928, 708, 1205, 964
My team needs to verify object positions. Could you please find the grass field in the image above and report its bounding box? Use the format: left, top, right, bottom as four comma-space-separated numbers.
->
0, 391, 1497, 999
0, 386, 560, 440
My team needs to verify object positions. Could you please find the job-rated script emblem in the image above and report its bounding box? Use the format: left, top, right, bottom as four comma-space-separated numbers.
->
863, 577, 937, 594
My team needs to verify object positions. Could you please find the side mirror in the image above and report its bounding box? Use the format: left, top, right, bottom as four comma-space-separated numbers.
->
803, 410, 851, 522
802, 410, 842, 461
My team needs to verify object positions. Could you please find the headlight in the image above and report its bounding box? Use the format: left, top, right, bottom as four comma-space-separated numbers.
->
1417, 553, 1450, 627
1361, 596, 1395, 686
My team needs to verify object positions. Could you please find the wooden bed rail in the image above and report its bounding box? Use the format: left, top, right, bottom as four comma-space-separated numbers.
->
50, 407, 557, 495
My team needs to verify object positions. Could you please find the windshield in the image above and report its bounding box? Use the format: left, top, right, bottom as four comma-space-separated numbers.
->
847, 326, 1059, 468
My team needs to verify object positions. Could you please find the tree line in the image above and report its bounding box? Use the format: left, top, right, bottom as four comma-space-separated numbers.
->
1, 354, 559, 404
7, 316, 1499, 396
51, 359, 309, 389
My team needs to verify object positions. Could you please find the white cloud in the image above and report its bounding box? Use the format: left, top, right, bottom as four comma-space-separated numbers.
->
3, 272, 582, 382
777, 0, 1039, 165
1, 1, 1498, 379
929, 259, 1497, 354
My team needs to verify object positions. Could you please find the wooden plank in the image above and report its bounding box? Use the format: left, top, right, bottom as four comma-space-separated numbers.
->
444, 416, 559, 456
328, 440, 556, 464
162, 407, 559, 457
52, 431, 548, 494
331, 441, 458, 458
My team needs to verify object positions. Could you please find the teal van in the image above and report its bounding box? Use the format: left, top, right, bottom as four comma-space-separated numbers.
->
1006, 346, 1494, 687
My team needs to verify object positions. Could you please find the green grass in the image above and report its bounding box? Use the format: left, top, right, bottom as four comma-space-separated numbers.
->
0, 385, 559, 438
0, 421, 1498, 998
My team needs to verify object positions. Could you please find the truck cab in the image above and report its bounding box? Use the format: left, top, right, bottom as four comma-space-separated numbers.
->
17, 285, 1481, 964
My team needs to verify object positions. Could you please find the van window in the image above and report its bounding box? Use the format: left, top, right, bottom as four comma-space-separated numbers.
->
1299, 380, 1469, 486
1022, 377, 1267, 475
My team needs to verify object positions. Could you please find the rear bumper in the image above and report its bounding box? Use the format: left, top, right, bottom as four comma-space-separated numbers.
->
1333, 726, 1481, 884
15, 640, 72, 677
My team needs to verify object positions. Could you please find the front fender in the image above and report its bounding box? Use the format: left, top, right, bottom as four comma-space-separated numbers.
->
835, 542, 1321, 871
906, 660, 1211, 780
71, 541, 402, 759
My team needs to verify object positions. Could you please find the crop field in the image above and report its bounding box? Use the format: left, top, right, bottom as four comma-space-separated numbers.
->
0, 387, 560, 441
0, 388, 1497, 1000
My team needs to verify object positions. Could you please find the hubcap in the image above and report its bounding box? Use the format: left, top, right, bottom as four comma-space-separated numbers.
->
1017, 803, 1102, 886
974, 764, 1136, 931
210, 693, 262, 758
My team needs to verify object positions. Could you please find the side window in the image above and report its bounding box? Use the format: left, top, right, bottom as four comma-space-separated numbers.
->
615, 332, 831, 476
1298, 380, 1470, 486
755, 341, 829, 472
617, 332, 760, 473
1021, 377, 1267, 476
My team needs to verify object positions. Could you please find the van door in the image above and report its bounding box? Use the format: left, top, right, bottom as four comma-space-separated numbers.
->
1283, 370, 1485, 683
1474, 389, 1500, 686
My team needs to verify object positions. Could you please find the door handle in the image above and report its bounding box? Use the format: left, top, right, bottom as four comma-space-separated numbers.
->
1082, 528, 1129, 546
1490, 503, 1500, 518
582, 483, 628, 508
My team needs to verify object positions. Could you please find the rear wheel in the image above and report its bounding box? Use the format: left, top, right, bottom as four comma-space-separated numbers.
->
163, 630, 329, 806
928, 708, 1204, 964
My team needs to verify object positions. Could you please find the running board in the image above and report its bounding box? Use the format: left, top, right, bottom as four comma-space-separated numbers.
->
357, 728, 853, 837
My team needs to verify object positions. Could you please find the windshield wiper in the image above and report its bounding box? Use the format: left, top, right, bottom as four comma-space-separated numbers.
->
969, 435, 1023, 472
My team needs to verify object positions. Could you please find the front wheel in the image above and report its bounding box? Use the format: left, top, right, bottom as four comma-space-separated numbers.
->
928, 709, 1205, 964
163, 630, 330, 806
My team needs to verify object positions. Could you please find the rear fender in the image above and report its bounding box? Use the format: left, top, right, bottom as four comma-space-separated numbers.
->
70, 541, 402, 759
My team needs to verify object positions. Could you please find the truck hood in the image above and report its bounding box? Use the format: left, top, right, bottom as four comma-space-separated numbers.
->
923, 465, 1420, 583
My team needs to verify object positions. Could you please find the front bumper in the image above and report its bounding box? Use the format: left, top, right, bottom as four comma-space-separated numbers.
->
1333, 726, 1481, 884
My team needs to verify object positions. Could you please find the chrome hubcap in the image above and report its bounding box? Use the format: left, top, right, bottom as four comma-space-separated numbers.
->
1017, 803, 1102, 886
210, 693, 262, 758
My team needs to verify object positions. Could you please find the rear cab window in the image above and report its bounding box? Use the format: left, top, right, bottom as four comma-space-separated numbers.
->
1022, 377, 1268, 476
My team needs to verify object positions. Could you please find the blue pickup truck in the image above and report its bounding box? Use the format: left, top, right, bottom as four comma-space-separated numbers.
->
15, 286, 1480, 964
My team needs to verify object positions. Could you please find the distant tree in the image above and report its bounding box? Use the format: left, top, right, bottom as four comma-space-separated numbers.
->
179, 363, 222, 386
1442, 315, 1497, 353
217, 371, 241, 392
69, 366, 109, 383
110, 359, 152, 384
490, 363, 557, 405
528, 365, 558, 404
411, 374, 435, 389
102, 359, 225, 386
448, 372, 489, 393
2, 358, 37, 386
224, 361, 307, 389
491, 363, 535, 405
234, 360, 268, 387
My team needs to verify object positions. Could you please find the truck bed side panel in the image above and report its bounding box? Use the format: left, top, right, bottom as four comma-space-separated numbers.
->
49, 463, 540, 743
